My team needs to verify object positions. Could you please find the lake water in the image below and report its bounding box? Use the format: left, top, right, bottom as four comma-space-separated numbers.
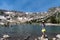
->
0, 24, 60, 40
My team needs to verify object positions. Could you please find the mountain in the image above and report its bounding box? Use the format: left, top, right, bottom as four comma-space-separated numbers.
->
0, 7, 60, 23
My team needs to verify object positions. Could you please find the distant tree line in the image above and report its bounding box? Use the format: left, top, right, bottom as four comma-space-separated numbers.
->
25, 12, 60, 24
46, 12, 60, 24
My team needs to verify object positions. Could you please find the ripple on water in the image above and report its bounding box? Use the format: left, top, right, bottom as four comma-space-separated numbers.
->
0, 24, 60, 40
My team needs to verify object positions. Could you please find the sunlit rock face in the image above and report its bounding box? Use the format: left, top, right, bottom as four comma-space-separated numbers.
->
0, 7, 60, 23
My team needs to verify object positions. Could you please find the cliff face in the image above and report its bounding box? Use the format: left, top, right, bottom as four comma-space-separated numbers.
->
0, 7, 60, 23
46, 7, 60, 23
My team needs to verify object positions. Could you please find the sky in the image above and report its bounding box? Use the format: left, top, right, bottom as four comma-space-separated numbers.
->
0, 0, 60, 12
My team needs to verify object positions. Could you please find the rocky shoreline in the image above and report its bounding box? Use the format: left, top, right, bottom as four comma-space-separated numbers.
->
45, 23, 60, 26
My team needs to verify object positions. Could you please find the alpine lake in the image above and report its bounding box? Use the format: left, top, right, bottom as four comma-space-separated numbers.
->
0, 24, 60, 40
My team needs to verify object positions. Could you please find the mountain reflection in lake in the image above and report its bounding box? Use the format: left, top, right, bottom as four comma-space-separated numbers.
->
0, 24, 60, 40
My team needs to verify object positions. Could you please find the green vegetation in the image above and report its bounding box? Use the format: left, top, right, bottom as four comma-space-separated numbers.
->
50, 16, 57, 23
46, 12, 60, 24
25, 12, 60, 24
0, 11, 4, 15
